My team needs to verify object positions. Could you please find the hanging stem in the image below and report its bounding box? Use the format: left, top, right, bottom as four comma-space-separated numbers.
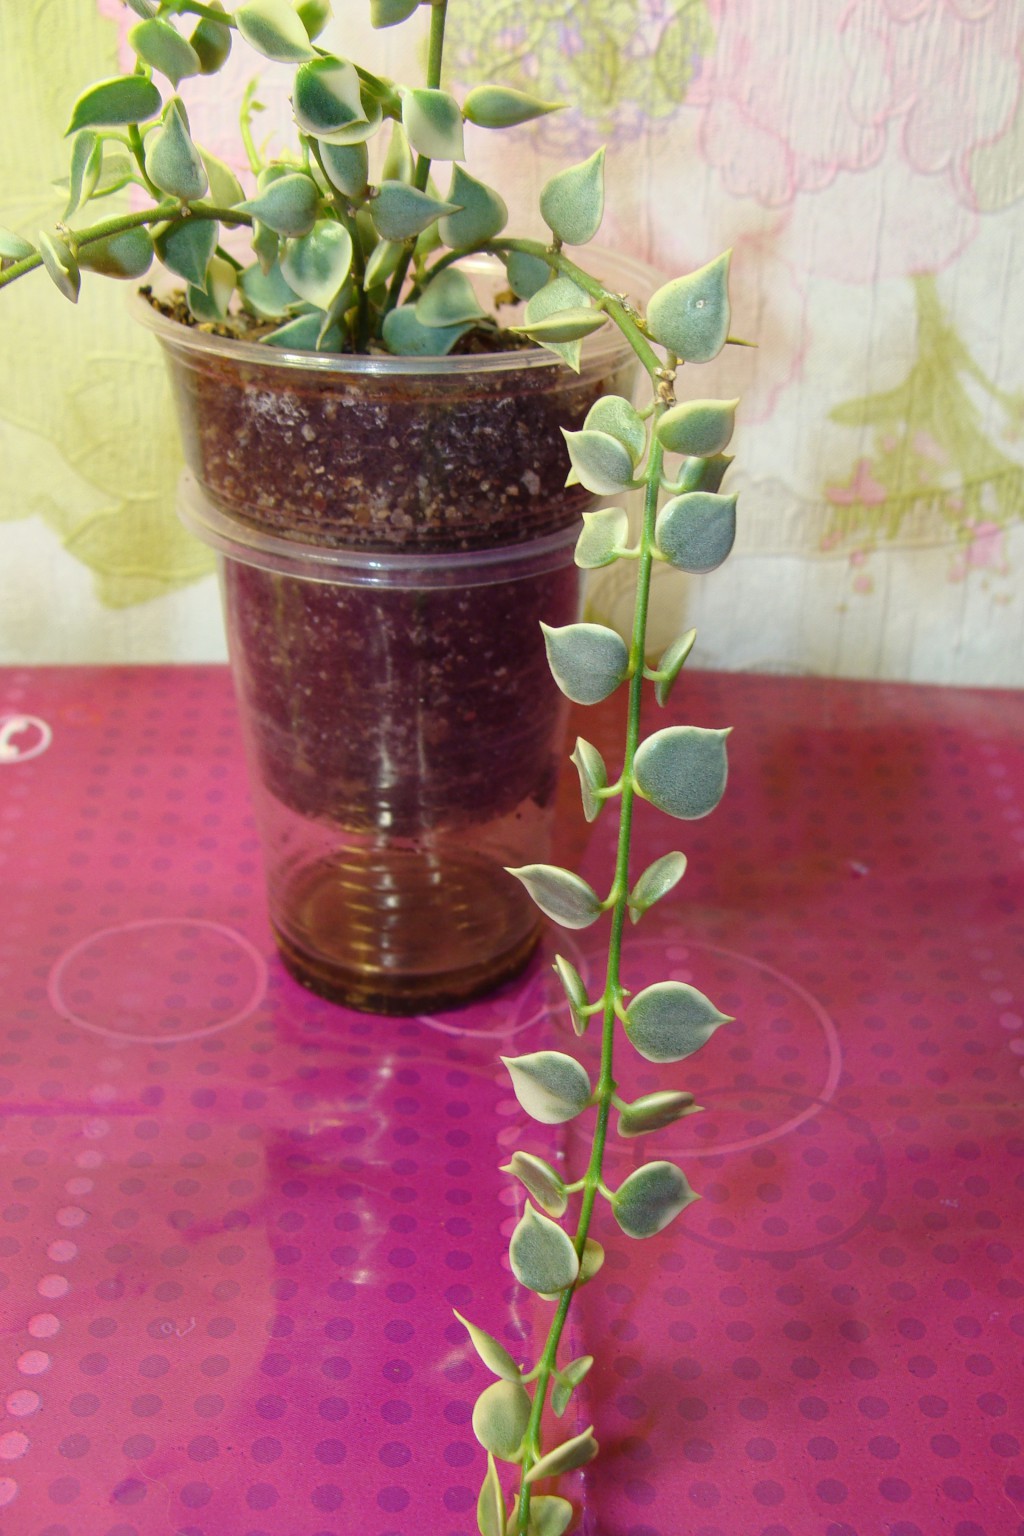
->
380, 0, 449, 326
512, 374, 669, 1535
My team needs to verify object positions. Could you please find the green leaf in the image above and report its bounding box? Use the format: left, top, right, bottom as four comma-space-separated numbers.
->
501, 1051, 592, 1126
522, 275, 591, 369
561, 429, 636, 495
575, 505, 630, 571
381, 122, 415, 185
540, 147, 605, 245
628, 850, 687, 923
477, 1453, 506, 1536
198, 146, 244, 209
381, 304, 471, 357
155, 216, 218, 289
578, 1238, 604, 1284
552, 955, 590, 1038
524, 1426, 598, 1484
64, 131, 102, 219
541, 621, 629, 706
633, 725, 730, 820
370, 181, 457, 241
130, 17, 201, 87
253, 220, 279, 275
522, 1494, 574, 1535
362, 237, 401, 290
656, 492, 737, 574
191, 5, 232, 73
65, 76, 162, 135
438, 166, 507, 249
513, 307, 608, 345
454, 1312, 521, 1382
403, 87, 465, 161
472, 1380, 532, 1462
78, 227, 154, 280
371, 0, 419, 26
617, 1089, 700, 1139
37, 230, 80, 303
280, 219, 353, 310
677, 453, 733, 495
505, 249, 550, 300
239, 258, 303, 318
612, 1160, 699, 1237
552, 1356, 593, 1419
509, 1204, 579, 1295
318, 140, 369, 198
186, 253, 236, 321
148, 100, 209, 201
500, 1150, 568, 1219
625, 979, 731, 1063
0, 228, 36, 260
235, 0, 317, 60
646, 249, 732, 363
296, 0, 333, 39
238, 173, 320, 236
656, 398, 738, 459
584, 394, 647, 465
570, 737, 608, 824
463, 84, 563, 128
652, 628, 697, 707
416, 267, 486, 327
506, 864, 603, 929
261, 311, 343, 350
78, 151, 135, 202
293, 57, 367, 139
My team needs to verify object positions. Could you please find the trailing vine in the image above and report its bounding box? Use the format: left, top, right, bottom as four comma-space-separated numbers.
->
457, 240, 739, 1536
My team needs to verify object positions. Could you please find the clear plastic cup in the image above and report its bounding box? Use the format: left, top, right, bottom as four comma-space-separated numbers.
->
180, 474, 583, 1013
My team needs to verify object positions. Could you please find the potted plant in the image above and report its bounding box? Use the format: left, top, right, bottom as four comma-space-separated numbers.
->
0, 1, 744, 1529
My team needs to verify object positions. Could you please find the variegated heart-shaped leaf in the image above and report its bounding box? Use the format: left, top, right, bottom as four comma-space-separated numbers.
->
625, 980, 731, 1063
540, 148, 605, 245
628, 850, 687, 922
612, 1160, 699, 1237
501, 1051, 592, 1125
506, 864, 603, 929
472, 1379, 532, 1462
633, 726, 730, 820
646, 250, 732, 363
541, 622, 629, 705
501, 1150, 569, 1218
509, 1204, 579, 1295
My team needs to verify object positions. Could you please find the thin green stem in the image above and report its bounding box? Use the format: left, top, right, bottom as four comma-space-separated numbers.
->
171, 0, 237, 23
380, 0, 449, 326
513, 397, 668, 1535
240, 80, 265, 178
307, 137, 370, 348
415, 237, 662, 377
0, 203, 252, 290
127, 123, 162, 200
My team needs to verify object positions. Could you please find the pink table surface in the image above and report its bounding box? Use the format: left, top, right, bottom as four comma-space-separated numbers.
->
0, 665, 1021, 1536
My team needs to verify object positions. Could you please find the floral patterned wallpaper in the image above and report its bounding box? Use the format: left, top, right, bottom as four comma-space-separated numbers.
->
1, 0, 1021, 682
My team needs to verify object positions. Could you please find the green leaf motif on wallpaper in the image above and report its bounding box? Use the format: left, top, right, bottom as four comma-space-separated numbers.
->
448, 0, 716, 139
824, 275, 1024, 580
0, 2, 211, 609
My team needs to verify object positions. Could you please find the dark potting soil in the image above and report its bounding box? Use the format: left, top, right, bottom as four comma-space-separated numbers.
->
159, 311, 635, 553
223, 558, 581, 834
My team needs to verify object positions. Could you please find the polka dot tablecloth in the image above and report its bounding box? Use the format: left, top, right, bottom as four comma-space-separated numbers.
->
0, 666, 1022, 1536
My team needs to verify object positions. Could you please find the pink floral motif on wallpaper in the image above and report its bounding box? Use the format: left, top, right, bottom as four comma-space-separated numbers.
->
697, 0, 1023, 213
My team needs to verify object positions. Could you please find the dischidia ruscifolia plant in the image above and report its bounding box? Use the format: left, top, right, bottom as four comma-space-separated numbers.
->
1, 1, 744, 1528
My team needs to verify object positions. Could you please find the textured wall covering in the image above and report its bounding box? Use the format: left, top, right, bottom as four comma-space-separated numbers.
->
1, 1, 1021, 681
